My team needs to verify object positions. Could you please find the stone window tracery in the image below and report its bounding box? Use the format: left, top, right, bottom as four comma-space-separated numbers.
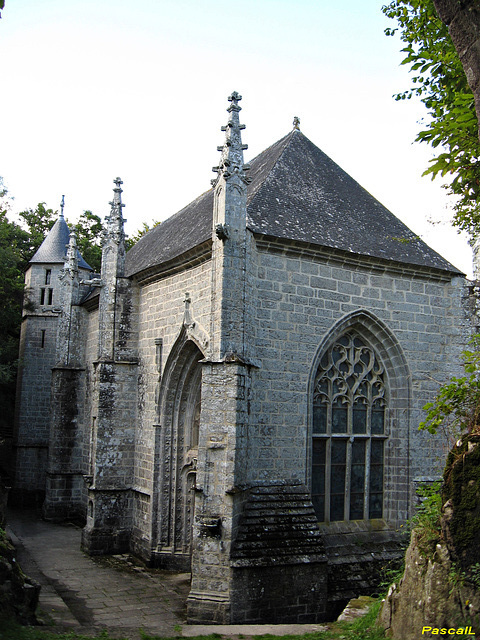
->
312, 332, 387, 522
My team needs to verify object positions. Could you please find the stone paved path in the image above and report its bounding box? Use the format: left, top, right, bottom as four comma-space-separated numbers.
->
7, 510, 189, 639
6, 510, 328, 639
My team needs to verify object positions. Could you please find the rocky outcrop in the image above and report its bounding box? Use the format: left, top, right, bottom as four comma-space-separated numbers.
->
441, 435, 480, 574
380, 436, 480, 639
0, 527, 39, 624
380, 530, 480, 639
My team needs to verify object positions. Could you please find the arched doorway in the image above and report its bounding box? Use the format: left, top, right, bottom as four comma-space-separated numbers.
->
154, 337, 203, 570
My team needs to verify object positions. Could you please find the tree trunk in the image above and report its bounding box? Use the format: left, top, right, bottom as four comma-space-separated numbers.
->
433, 0, 480, 141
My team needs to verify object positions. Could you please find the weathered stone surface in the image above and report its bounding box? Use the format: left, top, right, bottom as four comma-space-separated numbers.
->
229, 484, 328, 624
0, 528, 39, 624
11, 93, 476, 625
441, 435, 480, 574
231, 484, 326, 565
380, 530, 480, 639
381, 438, 480, 638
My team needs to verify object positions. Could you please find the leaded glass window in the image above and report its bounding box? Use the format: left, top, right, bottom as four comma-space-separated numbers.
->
312, 332, 387, 522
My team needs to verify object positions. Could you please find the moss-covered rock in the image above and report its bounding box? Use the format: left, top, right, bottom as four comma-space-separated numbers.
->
380, 530, 480, 639
0, 527, 39, 624
442, 435, 480, 574
380, 435, 480, 638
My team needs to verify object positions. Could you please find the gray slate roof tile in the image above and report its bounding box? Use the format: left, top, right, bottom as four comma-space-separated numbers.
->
30, 216, 92, 270
125, 129, 462, 278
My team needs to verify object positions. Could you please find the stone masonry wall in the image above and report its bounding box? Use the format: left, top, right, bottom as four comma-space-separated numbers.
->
13, 263, 61, 496
83, 307, 99, 480
13, 313, 57, 493
131, 258, 212, 554
13, 264, 92, 499
248, 238, 468, 522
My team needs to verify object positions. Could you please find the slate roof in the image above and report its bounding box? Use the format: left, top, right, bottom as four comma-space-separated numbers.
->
125, 129, 462, 278
30, 216, 93, 270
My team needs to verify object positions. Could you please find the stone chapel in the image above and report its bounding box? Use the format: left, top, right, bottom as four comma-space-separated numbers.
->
12, 92, 471, 623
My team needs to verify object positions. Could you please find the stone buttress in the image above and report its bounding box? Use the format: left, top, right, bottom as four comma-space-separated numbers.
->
43, 230, 90, 520
186, 93, 327, 624
81, 179, 139, 554
186, 92, 253, 623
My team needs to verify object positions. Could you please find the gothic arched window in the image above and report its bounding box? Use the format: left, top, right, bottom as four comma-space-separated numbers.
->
312, 332, 387, 523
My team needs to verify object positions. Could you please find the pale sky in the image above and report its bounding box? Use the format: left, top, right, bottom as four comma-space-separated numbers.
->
0, 0, 473, 276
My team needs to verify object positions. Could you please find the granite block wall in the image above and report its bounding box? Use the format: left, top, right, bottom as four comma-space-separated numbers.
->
131, 257, 212, 553
246, 238, 468, 525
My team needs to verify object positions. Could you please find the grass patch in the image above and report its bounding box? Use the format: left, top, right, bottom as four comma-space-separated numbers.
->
0, 621, 225, 640
0, 619, 127, 640
0, 600, 386, 640
252, 600, 385, 640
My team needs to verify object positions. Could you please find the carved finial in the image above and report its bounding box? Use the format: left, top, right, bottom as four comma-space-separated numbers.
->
61, 229, 79, 279
228, 91, 242, 111
211, 92, 251, 187
110, 177, 125, 209
293, 116, 300, 131
59, 195, 65, 219
103, 177, 126, 247
66, 230, 78, 265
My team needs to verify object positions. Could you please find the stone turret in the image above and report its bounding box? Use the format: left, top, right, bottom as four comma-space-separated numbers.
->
13, 199, 92, 505
26, 197, 92, 315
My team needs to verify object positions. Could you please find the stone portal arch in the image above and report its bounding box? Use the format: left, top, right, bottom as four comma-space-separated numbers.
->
153, 332, 204, 570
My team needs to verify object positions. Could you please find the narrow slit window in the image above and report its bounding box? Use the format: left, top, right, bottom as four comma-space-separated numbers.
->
41, 330, 46, 348
47, 288, 53, 305
45, 269, 51, 285
40, 288, 46, 305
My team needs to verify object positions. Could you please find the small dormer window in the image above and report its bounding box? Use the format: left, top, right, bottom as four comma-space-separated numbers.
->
45, 269, 51, 285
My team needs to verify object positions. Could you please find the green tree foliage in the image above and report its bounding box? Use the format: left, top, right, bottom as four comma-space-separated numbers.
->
16, 204, 103, 273
126, 220, 161, 250
0, 183, 152, 439
17, 203, 56, 257
73, 210, 103, 273
383, 0, 480, 236
0, 183, 32, 437
0, 213, 30, 382
0, 194, 104, 439
420, 335, 480, 435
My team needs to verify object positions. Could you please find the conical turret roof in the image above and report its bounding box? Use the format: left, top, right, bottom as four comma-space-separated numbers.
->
30, 214, 92, 270
125, 128, 462, 278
